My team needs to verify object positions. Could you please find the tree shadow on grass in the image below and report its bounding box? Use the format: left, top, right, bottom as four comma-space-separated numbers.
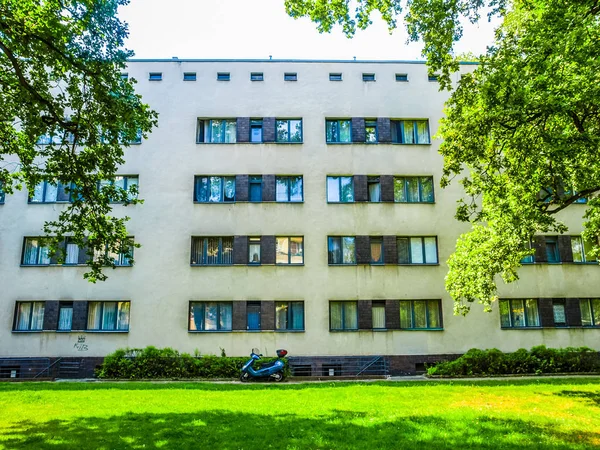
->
2, 410, 598, 450
556, 390, 600, 406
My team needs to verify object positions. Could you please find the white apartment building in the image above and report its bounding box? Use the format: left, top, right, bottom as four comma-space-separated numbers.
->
1, 59, 598, 378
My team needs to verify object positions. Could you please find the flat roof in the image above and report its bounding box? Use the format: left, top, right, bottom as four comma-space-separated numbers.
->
127, 58, 478, 65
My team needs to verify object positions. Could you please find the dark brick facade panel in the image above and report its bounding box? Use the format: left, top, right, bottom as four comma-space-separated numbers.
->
262, 175, 276, 202
358, 300, 373, 330
566, 298, 582, 326
235, 175, 249, 202
43, 301, 59, 331
263, 117, 276, 142
232, 301, 247, 331
385, 300, 400, 329
383, 236, 398, 265
236, 117, 250, 142
261, 236, 276, 265
388, 354, 460, 375
377, 118, 391, 143
353, 175, 368, 202
532, 236, 547, 262
538, 298, 555, 327
380, 175, 394, 202
71, 301, 88, 331
355, 235, 371, 264
261, 301, 275, 330
233, 236, 248, 265
558, 235, 573, 263
351, 117, 365, 143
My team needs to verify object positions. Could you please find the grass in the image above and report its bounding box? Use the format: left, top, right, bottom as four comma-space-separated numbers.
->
0, 378, 599, 449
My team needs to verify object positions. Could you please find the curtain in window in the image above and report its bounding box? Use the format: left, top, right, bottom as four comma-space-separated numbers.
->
427, 300, 441, 328
499, 300, 511, 327
370, 241, 382, 263
341, 177, 354, 202
102, 302, 117, 330
330, 302, 343, 329
571, 236, 584, 262
580, 299, 592, 326
372, 305, 386, 328
400, 302, 412, 328
276, 178, 289, 201
222, 237, 233, 265
44, 183, 57, 202
196, 177, 209, 202
220, 303, 232, 330
406, 178, 419, 202
290, 176, 303, 201
31, 182, 45, 202
56, 182, 72, 202
87, 302, 102, 329
24, 239, 40, 265
210, 121, 223, 143
413, 301, 427, 328
209, 177, 222, 202
204, 303, 218, 330
593, 299, 600, 325
343, 302, 358, 329
117, 302, 130, 330
65, 242, 79, 264
327, 177, 340, 202
276, 303, 288, 329
190, 303, 204, 331
368, 182, 381, 202
290, 120, 302, 142
394, 178, 406, 202
328, 237, 341, 264
424, 238, 438, 263
402, 121, 415, 144
326, 121, 337, 142
583, 240, 596, 262
339, 120, 351, 142
276, 237, 289, 264
420, 177, 434, 202
342, 237, 356, 264
291, 302, 304, 329
397, 238, 410, 264
224, 120, 237, 143
39, 246, 50, 264
16, 303, 32, 330
290, 237, 303, 264
416, 121, 430, 144
58, 306, 73, 331
410, 238, 424, 264
525, 299, 540, 326
249, 241, 261, 263
223, 178, 235, 202
191, 238, 203, 265
30, 302, 44, 330
511, 299, 525, 327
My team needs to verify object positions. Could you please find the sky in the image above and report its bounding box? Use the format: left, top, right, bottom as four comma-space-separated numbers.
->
118, 0, 500, 61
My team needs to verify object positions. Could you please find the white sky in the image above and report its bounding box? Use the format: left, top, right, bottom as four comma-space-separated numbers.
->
118, 0, 500, 60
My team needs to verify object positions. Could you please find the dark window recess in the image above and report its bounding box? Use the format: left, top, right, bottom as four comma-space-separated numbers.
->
183, 72, 196, 81
396, 74, 408, 82
428, 75, 438, 82
329, 73, 342, 81
552, 300, 567, 326
250, 72, 264, 81
247, 302, 261, 330
250, 120, 263, 143
249, 176, 262, 202
120, 73, 128, 80
365, 121, 378, 143
217, 72, 230, 81
248, 237, 261, 264
57, 302, 74, 331
367, 177, 381, 202
545, 237, 560, 263
322, 364, 342, 376
292, 365, 312, 376
149, 72, 162, 81
362, 73, 376, 82
370, 238, 384, 264
284, 72, 297, 81
415, 363, 427, 373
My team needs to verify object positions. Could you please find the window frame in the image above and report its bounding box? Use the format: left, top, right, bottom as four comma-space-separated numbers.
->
544, 237, 561, 263
391, 120, 431, 145
21, 237, 51, 266
248, 237, 261, 265
365, 120, 378, 143
275, 301, 305, 331
552, 299, 567, 327
499, 299, 541, 329
0, 182, 5, 204
329, 301, 359, 331
246, 301, 262, 330
580, 299, 600, 327
13, 301, 45, 332
57, 301, 74, 331
372, 301, 386, 330
370, 237, 384, 265
250, 72, 264, 81
217, 72, 230, 81
196, 119, 237, 144
362, 73, 376, 82
275, 119, 303, 143
249, 175, 263, 202
367, 176, 381, 202
276, 236, 304, 265
571, 235, 597, 264
194, 176, 236, 203
188, 301, 233, 332
86, 301, 130, 332
183, 72, 197, 81
28, 180, 75, 204
399, 300, 443, 330
395, 73, 408, 82
275, 175, 303, 202
325, 119, 352, 144
393, 176, 435, 203
329, 73, 343, 81
396, 236, 439, 265
250, 119, 263, 143
284, 72, 297, 81
190, 236, 234, 266
148, 72, 162, 81
98, 175, 139, 203
327, 236, 357, 265
326, 176, 354, 203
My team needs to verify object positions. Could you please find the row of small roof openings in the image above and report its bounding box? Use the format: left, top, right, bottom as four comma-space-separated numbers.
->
123, 72, 439, 83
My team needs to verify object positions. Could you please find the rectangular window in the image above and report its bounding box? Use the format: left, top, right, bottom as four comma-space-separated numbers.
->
189, 302, 232, 331
248, 237, 261, 264
0, 183, 4, 204
428, 75, 438, 82
96, 239, 134, 267
22, 238, 51, 265
250, 72, 264, 81
571, 236, 597, 263
183, 72, 196, 81
98, 176, 139, 202
276, 176, 303, 202
326, 119, 351, 143
329, 73, 342, 81
370, 237, 384, 264
328, 236, 356, 265
330, 301, 358, 330
14, 302, 45, 331
194, 176, 235, 203
327, 176, 354, 203
372, 301, 386, 329
247, 302, 261, 330
196, 119, 237, 143
276, 119, 302, 142
249, 176, 263, 202
367, 177, 381, 202
217, 72, 230, 81
58, 302, 73, 331
391, 120, 431, 144
29, 180, 74, 203
120, 73, 128, 80
399, 300, 442, 329
362, 73, 375, 82
190, 237, 234, 265
87, 301, 130, 331
580, 299, 600, 327
499, 299, 541, 328
395, 73, 408, 82
393, 176, 434, 203
276, 301, 304, 331
552, 299, 566, 326
284, 72, 297, 81
365, 120, 378, 143
545, 237, 560, 263
397, 237, 438, 264
149, 72, 162, 81
250, 120, 263, 143
276, 237, 304, 265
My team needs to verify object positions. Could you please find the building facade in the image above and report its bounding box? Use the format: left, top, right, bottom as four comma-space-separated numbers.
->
1, 59, 599, 378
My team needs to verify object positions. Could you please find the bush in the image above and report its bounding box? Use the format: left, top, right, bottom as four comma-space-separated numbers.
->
427, 346, 600, 377
96, 346, 289, 379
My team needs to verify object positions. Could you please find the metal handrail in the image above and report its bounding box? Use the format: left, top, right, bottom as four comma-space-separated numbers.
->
356, 355, 385, 376
33, 357, 62, 379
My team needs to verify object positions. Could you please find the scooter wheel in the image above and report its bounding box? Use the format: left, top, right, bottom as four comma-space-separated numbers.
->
273, 372, 285, 382
240, 372, 250, 383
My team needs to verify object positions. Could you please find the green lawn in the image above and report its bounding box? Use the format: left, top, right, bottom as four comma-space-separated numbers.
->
0, 378, 599, 449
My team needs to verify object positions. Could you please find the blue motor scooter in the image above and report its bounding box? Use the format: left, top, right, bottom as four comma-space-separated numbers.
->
240, 348, 287, 382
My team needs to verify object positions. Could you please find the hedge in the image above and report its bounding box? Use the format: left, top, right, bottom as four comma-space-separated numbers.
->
96, 346, 289, 379
426, 346, 600, 377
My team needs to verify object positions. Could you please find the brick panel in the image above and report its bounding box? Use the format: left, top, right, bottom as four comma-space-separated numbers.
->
232, 301, 247, 331
233, 236, 248, 265
353, 175, 368, 202
236, 117, 250, 142
72, 301, 88, 331
558, 235, 573, 263
260, 301, 275, 330
43, 301, 59, 331
235, 175, 249, 202
358, 300, 373, 330
262, 175, 276, 202
261, 236, 276, 264
377, 118, 391, 143
383, 236, 398, 265
566, 298, 582, 326
538, 298, 555, 327
380, 175, 394, 202
263, 117, 276, 142
385, 300, 400, 329
532, 236, 547, 262
355, 235, 371, 264
351, 117, 365, 142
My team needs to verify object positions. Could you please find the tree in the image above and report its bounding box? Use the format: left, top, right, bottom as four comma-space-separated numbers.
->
284, 0, 600, 314
0, 0, 158, 281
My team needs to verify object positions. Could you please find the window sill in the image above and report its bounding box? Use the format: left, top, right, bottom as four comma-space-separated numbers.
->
28, 201, 73, 205
397, 263, 440, 266
191, 264, 234, 267
12, 330, 44, 333
21, 264, 132, 268
326, 142, 353, 145
328, 264, 358, 266
85, 330, 129, 333
188, 330, 233, 333
500, 327, 543, 330
274, 142, 303, 145
398, 328, 444, 331
329, 329, 359, 332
